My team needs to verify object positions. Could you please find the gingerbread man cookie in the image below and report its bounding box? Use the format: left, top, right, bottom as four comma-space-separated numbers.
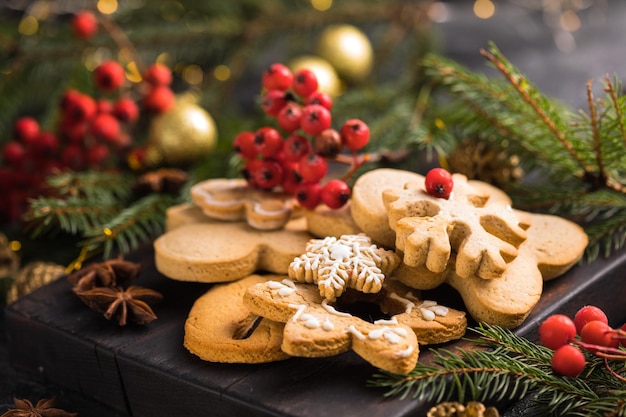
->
190, 178, 300, 230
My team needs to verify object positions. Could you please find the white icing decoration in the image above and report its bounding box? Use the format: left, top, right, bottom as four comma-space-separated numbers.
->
419, 308, 436, 321
300, 313, 320, 329
322, 318, 334, 331
396, 345, 414, 358
321, 299, 352, 317
374, 317, 398, 326
346, 325, 366, 340
389, 292, 415, 314
289, 304, 307, 322
268, 279, 296, 297
367, 326, 406, 344
418, 300, 449, 321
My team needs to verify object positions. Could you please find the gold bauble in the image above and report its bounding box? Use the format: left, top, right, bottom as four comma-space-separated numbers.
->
145, 93, 218, 167
6, 262, 66, 304
288, 55, 343, 97
316, 24, 374, 84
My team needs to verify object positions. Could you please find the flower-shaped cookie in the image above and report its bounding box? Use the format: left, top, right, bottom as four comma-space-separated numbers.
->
191, 178, 300, 230
383, 174, 530, 279
288, 234, 400, 301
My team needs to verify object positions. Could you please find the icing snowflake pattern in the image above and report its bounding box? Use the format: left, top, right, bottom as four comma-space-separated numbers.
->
288, 234, 400, 301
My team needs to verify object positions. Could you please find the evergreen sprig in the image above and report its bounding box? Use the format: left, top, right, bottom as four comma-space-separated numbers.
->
420, 42, 626, 261
369, 324, 626, 417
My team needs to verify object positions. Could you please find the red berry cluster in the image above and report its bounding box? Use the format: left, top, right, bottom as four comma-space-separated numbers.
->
233, 63, 371, 210
539, 305, 626, 378
0, 11, 177, 224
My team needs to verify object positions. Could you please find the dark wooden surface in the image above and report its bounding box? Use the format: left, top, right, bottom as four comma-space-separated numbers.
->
4, 243, 626, 417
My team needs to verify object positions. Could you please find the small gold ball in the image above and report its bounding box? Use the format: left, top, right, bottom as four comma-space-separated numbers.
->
288, 55, 343, 97
316, 24, 374, 84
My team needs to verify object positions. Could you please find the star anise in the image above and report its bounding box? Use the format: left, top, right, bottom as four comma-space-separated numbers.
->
74, 285, 163, 326
131, 168, 189, 197
67, 258, 141, 291
1, 397, 77, 417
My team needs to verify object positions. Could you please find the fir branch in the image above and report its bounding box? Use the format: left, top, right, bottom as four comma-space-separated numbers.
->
45, 171, 133, 201
369, 324, 626, 417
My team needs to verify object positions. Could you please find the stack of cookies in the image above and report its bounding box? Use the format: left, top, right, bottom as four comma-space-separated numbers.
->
153, 168, 587, 373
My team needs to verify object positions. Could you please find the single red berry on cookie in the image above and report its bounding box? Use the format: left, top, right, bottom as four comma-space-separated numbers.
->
262, 63, 293, 91
254, 127, 283, 158
277, 102, 303, 133
551, 344, 585, 377
580, 320, 618, 349
233, 131, 258, 159
143, 86, 175, 113
292, 69, 319, 97
295, 182, 322, 209
298, 153, 328, 183
574, 305, 608, 335
283, 134, 311, 162
94, 60, 126, 93
13, 117, 40, 145
143, 63, 173, 87
340, 119, 370, 151
321, 179, 351, 209
72, 10, 98, 40
300, 104, 331, 136
539, 314, 577, 350
425, 168, 454, 199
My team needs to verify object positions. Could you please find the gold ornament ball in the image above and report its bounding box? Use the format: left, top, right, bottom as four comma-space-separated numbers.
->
316, 24, 374, 84
145, 94, 217, 166
288, 55, 343, 97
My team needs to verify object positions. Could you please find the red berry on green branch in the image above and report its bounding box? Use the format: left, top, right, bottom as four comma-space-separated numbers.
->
254, 127, 283, 158
425, 168, 454, 199
314, 129, 342, 158
295, 182, 322, 209
31, 132, 59, 157
539, 314, 577, 350
72, 10, 98, 40
144, 63, 173, 87
233, 131, 258, 159
292, 69, 319, 97
94, 60, 126, 93
91, 113, 121, 142
261, 89, 288, 117
60, 144, 85, 171
340, 119, 370, 151
280, 162, 303, 194
97, 99, 114, 114
321, 179, 351, 209
551, 344, 585, 377
262, 63, 293, 91
242, 159, 263, 188
574, 305, 608, 335
306, 91, 333, 110
300, 104, 331, 136
143, 86, 175, 113
65, 93, 97, 122
283, 134, 311, 162
253, 159, 284, 190
2, 141, 26, 166
580, 320, 619, 349
277, 102, 303, 133
113, 97, 140, 123
298, 153, 328, 183
13, 117, 40, 144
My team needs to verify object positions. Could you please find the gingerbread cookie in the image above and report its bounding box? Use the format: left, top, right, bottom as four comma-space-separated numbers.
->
165, 203, 216, 232
288, 234, 400, 301
184, 274, 289, 363
190, 178, 300, 230
154, 220, 311, 283
383, 174, 529, 280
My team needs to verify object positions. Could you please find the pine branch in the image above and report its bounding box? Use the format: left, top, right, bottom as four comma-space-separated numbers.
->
369, 324, 626, 417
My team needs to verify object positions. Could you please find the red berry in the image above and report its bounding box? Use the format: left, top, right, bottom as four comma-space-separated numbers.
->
539, 314, 577, 350
574, 305, 608, 335
620, 323, 626, 348
65, 93, 97, 122
233, 131, 258, 159
96, 99, 114, 114
31, 132, 59, 157
298, 153, 328, 183
295, 182, 322, 209
13, 117, 40, 144
86, 143, 110, 166
292, 69, 318, 97
580, 320, 619, 349
254, 127, 283, 158
300, 104, 331, 136
261, 89, 288, 117
321, 180, 351, 209
60, 144, 85, 171
283, 134, 311, 162
306, 91, 333, 110
242, 159, 264, 187
113, 97, 140, 123
425, 168, 454, 199
277, 102, 303, 133
2, 141, 26, 166
280, 162, 303, 194
143, 86, 175, 113
253, 159, 284, 190
72, 11, 98, 40
90, 113, 120, 142
144, 63, 173, 87
59, 118, 88, 144
340, 119, 370, 151
262, 63, 293, 91
551, 345, 585, 377
94, 60, 126, 93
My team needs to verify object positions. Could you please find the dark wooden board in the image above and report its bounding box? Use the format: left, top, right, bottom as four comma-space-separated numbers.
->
5, 245, 626, 417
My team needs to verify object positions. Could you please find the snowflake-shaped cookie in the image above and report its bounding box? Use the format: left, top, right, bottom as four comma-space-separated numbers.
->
288, 234, 400, 301
382, 174, 530, 280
